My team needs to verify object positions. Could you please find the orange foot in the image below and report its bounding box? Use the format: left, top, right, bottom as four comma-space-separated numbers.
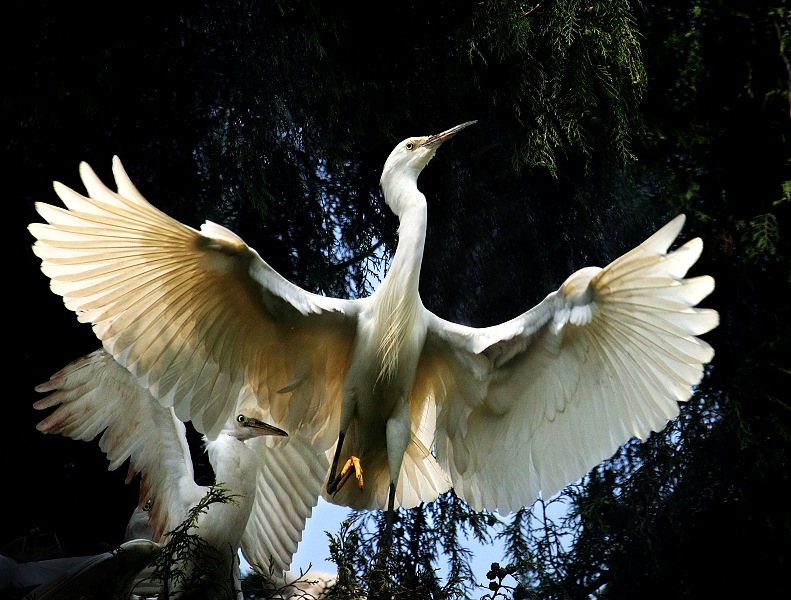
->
331, 456, 364, 494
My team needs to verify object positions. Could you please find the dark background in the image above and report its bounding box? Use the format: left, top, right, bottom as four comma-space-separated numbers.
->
2, 1, 790, 596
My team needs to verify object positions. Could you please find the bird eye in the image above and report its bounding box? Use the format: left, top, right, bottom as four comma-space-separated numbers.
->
405, 142, 414, 150
236, 414, 245, 424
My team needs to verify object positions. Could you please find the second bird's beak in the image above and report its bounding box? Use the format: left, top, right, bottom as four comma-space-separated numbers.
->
424, 120, 477, 149
240, 415, 288, 437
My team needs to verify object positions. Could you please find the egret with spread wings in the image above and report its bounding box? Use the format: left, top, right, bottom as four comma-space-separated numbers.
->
29, 121, 718, 526
33, 348, 320, 591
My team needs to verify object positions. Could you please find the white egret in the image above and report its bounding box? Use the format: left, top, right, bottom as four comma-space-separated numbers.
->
29, 122, 718, 530
33, 348, 319, 595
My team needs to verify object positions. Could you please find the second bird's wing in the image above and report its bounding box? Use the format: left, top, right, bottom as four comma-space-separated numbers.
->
420, 215, 719, 514
29, 157, 360, 452
34, 349, 204, 541
240, 433, 330, 578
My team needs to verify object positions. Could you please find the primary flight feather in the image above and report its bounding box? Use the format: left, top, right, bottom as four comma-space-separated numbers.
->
29, 121, 718, 522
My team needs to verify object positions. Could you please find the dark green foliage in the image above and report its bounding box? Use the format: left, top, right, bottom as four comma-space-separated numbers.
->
463, 0, 647, 175
322, 500, 491, 600
481, 562, 530, 600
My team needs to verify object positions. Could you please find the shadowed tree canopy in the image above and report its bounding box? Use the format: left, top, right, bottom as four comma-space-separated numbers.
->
3, 0, 789, 598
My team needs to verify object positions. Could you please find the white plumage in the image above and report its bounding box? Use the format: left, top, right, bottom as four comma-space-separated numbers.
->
33, 349, 317, 591
29, 121, 718, 527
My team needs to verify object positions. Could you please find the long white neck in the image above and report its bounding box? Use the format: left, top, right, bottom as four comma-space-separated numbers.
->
384, 207, 427, 291
374, 180, 428, 380
202, 435, 257, 546
206, 435, 257, 496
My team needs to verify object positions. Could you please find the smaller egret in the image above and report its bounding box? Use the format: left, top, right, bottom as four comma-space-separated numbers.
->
33, 349, 306, 597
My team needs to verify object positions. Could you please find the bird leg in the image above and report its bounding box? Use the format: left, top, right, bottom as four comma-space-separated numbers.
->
327, 432, 365, 495
326, 432, 345, 495
330, 456, 364, 494
383, 482, 396, 547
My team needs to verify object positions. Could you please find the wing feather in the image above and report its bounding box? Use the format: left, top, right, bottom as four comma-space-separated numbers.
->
423, 215, 718, 513
241, 435, 329, 577
30, 157, 360, 442
33, 350, 201, 541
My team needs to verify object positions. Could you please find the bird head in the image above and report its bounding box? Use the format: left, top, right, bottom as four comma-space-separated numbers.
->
228, 413, 288, 441
380, 121, 476, 214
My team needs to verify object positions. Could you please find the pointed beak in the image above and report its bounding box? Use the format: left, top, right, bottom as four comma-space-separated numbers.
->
242, 416, 288, 437
424, 120, 477, 149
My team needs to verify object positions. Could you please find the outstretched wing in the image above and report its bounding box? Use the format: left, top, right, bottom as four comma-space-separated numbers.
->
34, 349, 203, 540
240, 434, 330, 577
420, 215, 718, 514
29, 157, 360, 447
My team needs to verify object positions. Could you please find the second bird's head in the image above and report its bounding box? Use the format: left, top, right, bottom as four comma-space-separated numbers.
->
227, 413, 288, 441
